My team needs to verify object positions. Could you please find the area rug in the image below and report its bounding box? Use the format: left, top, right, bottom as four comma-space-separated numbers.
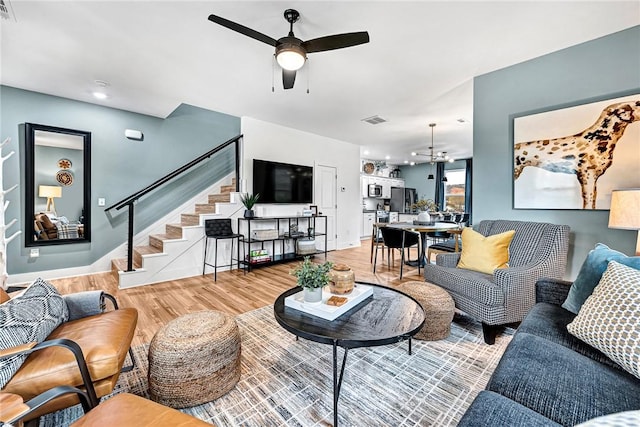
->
40, 305, 513, 427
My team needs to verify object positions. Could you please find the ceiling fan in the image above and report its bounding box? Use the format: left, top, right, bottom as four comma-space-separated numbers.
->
208, 9, 369, 90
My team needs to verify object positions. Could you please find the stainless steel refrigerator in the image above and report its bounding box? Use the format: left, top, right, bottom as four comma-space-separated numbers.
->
390, 187, 417, 213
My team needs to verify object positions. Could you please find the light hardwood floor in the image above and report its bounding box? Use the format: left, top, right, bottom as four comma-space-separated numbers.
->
49, 240, 423, 346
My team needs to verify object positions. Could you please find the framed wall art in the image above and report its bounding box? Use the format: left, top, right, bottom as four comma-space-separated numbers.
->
513, 93, 640, 210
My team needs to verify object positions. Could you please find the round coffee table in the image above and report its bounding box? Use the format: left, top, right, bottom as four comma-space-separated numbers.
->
273, 282, 425, 427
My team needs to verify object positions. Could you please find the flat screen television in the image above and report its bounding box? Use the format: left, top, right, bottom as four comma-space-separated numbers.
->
252, 159, 313, 204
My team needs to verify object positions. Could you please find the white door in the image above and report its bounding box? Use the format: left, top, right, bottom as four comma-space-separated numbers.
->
315, 164, 337, 251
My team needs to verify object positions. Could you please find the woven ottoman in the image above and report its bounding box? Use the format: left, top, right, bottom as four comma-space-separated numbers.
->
397, 281, 455, 340
148, 310, 241, 408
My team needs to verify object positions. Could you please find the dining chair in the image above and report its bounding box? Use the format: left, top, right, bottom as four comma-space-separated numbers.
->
373, 227, 420, 279
370, 223, 386, 263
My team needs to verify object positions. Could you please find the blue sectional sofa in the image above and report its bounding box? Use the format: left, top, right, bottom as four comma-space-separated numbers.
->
458, 277, 640, 426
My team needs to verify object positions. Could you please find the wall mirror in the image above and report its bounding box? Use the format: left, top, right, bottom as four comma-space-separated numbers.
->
25, 123, 91, 246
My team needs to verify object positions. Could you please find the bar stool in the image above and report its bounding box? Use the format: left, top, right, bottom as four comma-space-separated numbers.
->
202, 218, 242, 281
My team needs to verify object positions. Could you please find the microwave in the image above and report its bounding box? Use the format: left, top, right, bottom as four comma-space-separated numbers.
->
368, 184, 382, 198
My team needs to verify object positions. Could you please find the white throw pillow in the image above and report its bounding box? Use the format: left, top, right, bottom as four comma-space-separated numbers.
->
567, 261, 640, 379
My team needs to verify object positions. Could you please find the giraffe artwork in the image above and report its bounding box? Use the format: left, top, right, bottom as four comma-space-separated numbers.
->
513, 95, 640, 210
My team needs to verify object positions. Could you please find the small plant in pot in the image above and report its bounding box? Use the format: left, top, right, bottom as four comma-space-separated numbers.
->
240, 193, 259, 218
291, 256, 334, 303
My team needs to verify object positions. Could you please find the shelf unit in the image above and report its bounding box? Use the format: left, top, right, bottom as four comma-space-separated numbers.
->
237, 215, 328, 272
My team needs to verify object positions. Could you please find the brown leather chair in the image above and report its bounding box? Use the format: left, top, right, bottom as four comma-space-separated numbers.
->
34, 212, 58, 240
0, 289, 138, 421
0, 389, 211, 427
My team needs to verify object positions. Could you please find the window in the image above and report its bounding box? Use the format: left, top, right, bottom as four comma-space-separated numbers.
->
444, 169, 466, 212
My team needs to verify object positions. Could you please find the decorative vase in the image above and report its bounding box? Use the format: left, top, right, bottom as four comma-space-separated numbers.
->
417, 211, 431, 223
303, 287, 323, 304
328, 264, 355, 295
244, 209, 255, 218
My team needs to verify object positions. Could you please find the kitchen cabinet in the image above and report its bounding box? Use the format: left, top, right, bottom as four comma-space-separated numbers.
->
361, 176, 370, 197
391, 178, 404, 188
362, 212, 375, 238
381, 180, 391, 199
361, 175, 404, 199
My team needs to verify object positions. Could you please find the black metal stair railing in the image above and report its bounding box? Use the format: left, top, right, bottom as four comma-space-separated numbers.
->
105, 134, 242, 272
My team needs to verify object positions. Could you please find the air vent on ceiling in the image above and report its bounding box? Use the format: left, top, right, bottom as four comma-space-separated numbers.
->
0, 0, 16, 21
361, 115, 387, 125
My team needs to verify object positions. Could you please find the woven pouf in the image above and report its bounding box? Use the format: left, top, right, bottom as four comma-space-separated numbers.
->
398, 281, 455, 340
148, 310, 241, 408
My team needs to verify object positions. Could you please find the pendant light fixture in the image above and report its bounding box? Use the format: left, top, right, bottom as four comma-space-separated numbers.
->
411, 123, 455, 179
427, 123, 436, 180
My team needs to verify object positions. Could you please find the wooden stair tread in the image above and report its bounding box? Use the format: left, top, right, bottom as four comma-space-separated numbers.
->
150, 233, 177, 241
181, 213, 200, 226
208, 194, 231, 203
112, 258, 142, 271
195, 203, 217, 213
134, 245, 163, 255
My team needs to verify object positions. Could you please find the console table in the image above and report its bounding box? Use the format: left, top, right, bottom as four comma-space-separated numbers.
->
237, 215, 328, 272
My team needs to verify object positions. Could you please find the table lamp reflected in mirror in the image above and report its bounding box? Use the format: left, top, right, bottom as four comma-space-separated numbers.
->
38, 185, 62, 215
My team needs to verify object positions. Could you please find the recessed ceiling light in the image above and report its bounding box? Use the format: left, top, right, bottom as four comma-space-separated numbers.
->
411, 152, 416, 156
410, 161, 415, 166
92, 80, 110, 100
403, 160, 408, 164
363, 150, 370, 155
385, 155, 390, 160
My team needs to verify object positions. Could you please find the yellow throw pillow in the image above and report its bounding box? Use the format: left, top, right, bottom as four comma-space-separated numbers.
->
457, 228, 515, 275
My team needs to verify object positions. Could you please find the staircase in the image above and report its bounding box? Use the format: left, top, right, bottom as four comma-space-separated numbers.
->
111, 178, 241, 289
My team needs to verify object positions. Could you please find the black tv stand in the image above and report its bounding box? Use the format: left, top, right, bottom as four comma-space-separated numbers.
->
237, 215, 328, 272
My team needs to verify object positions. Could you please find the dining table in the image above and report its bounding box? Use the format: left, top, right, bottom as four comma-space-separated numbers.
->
386, 221, 461, 267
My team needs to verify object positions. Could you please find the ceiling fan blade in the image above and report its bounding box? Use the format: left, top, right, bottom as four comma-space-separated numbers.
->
282, 69, 296, 89
302, 31, 369, 53
208, 14, 277, 47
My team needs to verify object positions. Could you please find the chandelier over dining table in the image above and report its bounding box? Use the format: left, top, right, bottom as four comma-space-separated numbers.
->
411, 123, 454, 180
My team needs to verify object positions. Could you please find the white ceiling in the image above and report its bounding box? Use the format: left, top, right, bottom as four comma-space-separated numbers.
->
2, 1, 638, 165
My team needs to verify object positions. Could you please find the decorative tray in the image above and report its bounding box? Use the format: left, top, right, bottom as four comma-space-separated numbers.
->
284, 283, 373, 321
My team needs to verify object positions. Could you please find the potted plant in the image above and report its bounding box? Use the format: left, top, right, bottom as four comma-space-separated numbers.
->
411, 198, 439, 222
240, 193, 259, 218
291, 256, 333, 303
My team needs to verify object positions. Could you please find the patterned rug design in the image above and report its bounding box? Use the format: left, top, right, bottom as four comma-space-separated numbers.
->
40, 306, 513, 427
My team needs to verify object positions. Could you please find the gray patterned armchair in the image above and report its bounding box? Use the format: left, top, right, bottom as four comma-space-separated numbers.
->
423, 220, 570, 344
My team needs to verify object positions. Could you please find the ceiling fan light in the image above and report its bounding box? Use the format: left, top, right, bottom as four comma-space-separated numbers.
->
276, 44, 306, 71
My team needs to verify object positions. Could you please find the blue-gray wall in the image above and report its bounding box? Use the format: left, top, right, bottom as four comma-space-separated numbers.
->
473, 26, 640, 279
1, 86, 240, 274
400, 159, 467, 201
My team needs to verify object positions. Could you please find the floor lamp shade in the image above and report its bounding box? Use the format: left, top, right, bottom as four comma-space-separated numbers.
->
608, 188, 640, 255
39, 185, 62, 213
